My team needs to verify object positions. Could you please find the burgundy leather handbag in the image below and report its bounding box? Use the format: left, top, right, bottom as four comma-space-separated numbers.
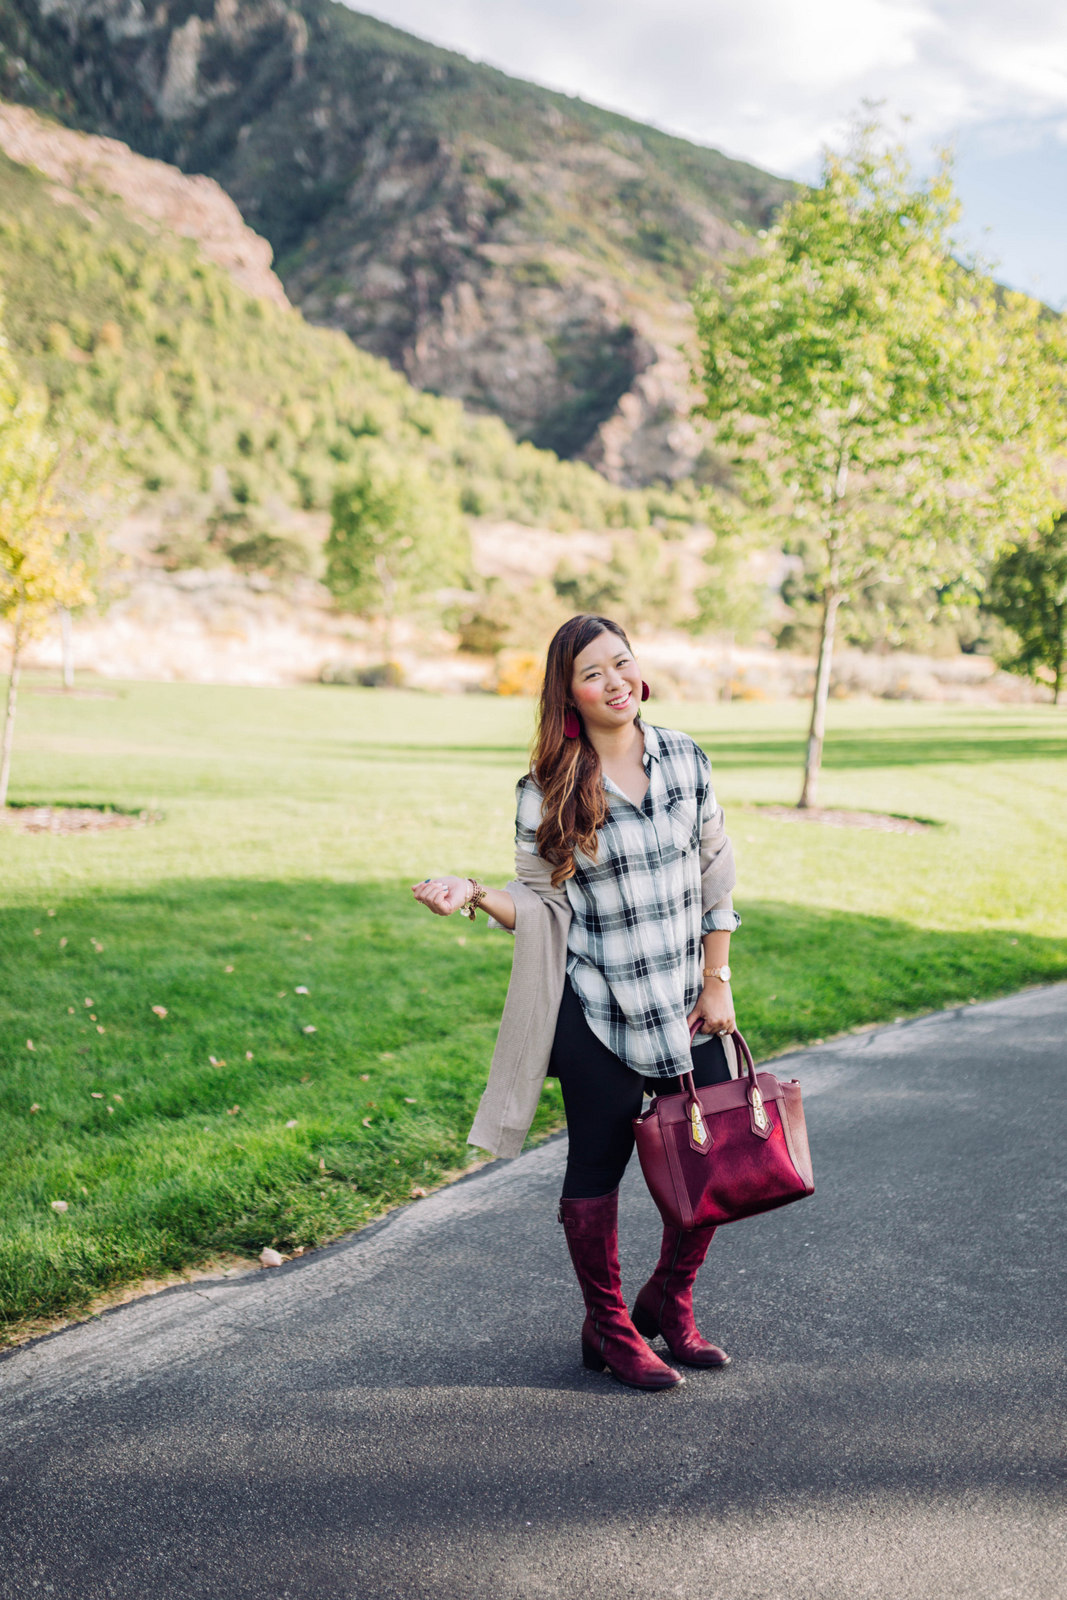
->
633, 1025, 815, 1230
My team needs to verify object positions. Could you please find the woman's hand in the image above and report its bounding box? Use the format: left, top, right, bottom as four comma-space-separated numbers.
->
411, 876, 472, 917
687, 982, 736, 1038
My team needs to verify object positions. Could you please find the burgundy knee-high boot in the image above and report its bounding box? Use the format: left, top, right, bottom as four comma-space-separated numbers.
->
631, 1224, 731, 1368
559, 1191, 684, 1390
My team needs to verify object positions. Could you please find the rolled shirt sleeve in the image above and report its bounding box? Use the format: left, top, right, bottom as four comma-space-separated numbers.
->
702, 892, 741, 934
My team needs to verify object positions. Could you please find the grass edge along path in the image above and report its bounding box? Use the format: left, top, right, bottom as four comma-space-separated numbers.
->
1, 685, 1065, 1342
2, 971, 1061, 1355
3, 883, 1063, 1348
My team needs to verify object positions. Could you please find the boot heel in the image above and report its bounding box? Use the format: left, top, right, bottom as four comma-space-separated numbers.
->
631, 1301, 659, 1339
581, 1339, 607, 1372
561, 1193, 683, 1390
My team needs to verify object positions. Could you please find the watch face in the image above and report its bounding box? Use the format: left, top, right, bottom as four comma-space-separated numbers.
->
719, 964, 732, 983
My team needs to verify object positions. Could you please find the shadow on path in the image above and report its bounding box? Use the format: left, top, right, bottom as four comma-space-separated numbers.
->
1, 987, 1064, 1599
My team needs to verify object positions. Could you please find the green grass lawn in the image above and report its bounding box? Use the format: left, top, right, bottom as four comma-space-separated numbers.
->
2, 679, 1065, 1340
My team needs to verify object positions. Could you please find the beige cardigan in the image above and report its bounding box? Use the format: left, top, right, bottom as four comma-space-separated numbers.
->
466, 802, 738, 1159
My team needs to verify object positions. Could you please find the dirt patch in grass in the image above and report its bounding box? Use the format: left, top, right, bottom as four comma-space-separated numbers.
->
758, 805, 935, 834
1, 805, 162, 834
0, 1254, 259, 1352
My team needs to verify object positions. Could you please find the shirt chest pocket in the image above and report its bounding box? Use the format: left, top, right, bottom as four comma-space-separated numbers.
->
658, 796, 698, 860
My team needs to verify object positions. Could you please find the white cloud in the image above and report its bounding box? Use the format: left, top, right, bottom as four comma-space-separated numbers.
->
357, 0, 1067, 173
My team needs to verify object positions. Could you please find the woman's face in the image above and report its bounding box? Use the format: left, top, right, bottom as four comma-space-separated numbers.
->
570, 630, 642, 733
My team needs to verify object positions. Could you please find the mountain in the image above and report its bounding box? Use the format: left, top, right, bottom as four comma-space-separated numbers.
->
0, 100, 289, 309
0, 97, 698, 580
0, 0, 792, 484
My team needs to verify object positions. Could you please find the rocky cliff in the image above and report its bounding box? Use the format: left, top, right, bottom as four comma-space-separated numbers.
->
1, 0, 792, 484
0, 100, 289, 307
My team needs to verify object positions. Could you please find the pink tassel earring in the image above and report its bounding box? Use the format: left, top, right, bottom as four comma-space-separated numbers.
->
641, 681, 650, 702
563, 708, 580, 739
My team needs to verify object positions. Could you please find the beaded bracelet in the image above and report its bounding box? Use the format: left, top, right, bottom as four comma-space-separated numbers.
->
462, 879, 489, 921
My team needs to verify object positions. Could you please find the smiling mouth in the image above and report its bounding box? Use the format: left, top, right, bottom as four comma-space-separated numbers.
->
607, 692, 632, 709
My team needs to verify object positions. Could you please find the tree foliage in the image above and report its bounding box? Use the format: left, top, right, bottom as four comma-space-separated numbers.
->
685, 504, 771, 643
985, 514, 1067, 703
325, 456, 469, 654
553, 529, 683, 633
0, 150, 702, 555
693, 120, 1067, 803
0, 317, 94, 804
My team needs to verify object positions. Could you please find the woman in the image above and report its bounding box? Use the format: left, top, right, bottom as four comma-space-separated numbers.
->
412, 614, 740, 1391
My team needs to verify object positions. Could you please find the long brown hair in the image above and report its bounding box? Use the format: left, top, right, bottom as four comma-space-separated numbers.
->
531, 614, 636, 887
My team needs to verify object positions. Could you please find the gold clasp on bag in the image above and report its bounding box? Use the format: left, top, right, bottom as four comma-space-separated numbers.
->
690, 1102, 708, 1146
749, 1084, 770, 1134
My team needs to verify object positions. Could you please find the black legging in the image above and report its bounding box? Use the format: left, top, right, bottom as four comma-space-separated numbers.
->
550, 976, 733, 1199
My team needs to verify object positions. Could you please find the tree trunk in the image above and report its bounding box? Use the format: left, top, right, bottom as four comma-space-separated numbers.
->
60, 606, 74, 689
0, 606, 25, 810
798, 588, 840, 808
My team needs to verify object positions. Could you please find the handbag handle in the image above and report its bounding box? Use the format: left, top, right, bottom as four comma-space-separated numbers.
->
686, 1018, 756, 1079
682, 1024, 769, 1139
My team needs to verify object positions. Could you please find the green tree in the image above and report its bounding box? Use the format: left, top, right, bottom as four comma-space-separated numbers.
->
553, 530, 682, 632
48, 415, 115, 689
687, 503, 771, 644
693, 120, 1066, 806
0, 329, 93, 806
325, 457, 469, 662
985, 513, 1067, 703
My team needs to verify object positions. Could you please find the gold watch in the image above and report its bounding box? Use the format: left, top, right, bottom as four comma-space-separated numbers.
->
703, 964, 732, 984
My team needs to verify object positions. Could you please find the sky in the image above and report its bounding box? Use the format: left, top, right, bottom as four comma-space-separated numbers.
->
353, 0, 1067, 308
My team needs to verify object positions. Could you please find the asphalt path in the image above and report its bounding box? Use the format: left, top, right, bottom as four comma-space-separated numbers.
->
2, 986, 1065, 1600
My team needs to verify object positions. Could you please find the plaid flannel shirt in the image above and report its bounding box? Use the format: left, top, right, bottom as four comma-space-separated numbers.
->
515, 722, 740, 1080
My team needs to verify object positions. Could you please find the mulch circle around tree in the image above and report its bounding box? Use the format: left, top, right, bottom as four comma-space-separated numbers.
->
0, 806, 163, 835
757, 805, 934, 834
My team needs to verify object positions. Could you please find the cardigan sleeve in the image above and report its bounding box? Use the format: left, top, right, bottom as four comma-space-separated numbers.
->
466, 841, 573, 1159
